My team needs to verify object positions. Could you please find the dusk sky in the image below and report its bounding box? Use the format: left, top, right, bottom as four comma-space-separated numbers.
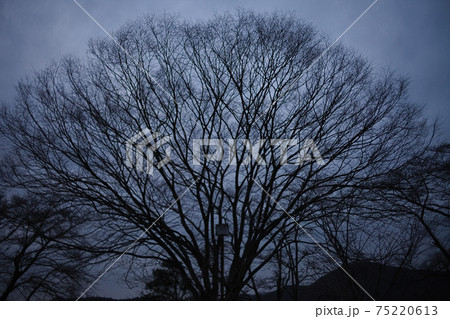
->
1, 0, 449, 141
0, 0, 449, 299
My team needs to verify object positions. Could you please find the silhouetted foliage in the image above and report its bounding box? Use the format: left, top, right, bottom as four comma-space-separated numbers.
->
142, 261, 190, 300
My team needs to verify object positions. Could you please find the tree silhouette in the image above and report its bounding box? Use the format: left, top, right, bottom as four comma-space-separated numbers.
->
142, 260, 190, 300
371, 143, 450, 266
0, 194, 93, 300
0, 10, 435, 300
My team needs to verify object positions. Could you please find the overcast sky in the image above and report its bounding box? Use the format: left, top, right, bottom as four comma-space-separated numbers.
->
1, 0, 449, 141
0, 0, 449, 298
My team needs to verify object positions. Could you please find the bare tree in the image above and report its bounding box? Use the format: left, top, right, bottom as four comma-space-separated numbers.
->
317, 207, 425, 299
371, 143, 450, 266
270, 227, 314, 300
0, 193, 93, 300
0, 10, 431, 299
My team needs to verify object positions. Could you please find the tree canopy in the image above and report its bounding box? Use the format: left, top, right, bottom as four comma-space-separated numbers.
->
1, 10, 446, 300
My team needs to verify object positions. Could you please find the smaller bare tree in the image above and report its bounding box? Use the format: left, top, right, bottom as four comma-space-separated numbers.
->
372, 143, 450, 266
0, 193, 93, 300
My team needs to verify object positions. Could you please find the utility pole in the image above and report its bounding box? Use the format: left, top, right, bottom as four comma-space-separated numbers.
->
216, 222, 228, 300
